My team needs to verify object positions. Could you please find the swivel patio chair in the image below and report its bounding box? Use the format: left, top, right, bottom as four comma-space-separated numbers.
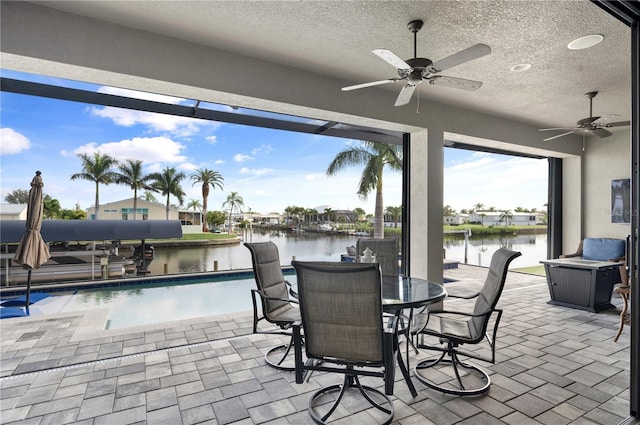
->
245, 241, 300, 371
614, 263, 631, 342
356, 237, 400, 277
291, 261, 399, 425
412, 247, 521, 396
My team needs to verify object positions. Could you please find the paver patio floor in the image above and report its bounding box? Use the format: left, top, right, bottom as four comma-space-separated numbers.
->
0, 265, 632, 424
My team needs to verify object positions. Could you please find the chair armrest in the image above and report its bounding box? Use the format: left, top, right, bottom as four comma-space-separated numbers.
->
251, 289, 299, 304
559, 253, 581, 258
447, 291, 480, 300
434, 309, 493, 319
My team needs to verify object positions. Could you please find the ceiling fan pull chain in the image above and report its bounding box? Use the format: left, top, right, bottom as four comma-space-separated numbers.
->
416, 90, 420, 114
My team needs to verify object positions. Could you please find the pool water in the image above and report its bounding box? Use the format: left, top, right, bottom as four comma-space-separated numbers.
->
61, 277, 262, 329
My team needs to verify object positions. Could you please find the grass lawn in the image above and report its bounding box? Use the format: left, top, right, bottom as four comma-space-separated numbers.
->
179, 233, 237, 240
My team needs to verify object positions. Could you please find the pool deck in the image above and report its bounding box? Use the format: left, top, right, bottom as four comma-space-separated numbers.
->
0, 264, 633, 424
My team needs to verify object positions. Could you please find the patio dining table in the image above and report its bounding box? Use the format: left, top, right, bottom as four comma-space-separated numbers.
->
381, 275, 447, 397
291, 274, 447, 397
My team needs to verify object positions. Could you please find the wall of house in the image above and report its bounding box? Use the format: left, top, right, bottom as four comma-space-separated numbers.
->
582, 130, 631, 242
86, 199, 178, 221
562, 156, 583, 254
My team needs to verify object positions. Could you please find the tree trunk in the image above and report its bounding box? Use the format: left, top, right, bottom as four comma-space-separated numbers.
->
94, 182, 100, 220
133, 187, 138, 220
202, 184, 209, 232
165, 195, 170, 220
373, 179, 384, 238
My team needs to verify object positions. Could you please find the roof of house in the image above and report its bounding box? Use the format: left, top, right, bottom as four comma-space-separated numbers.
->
0, 204, 27, 215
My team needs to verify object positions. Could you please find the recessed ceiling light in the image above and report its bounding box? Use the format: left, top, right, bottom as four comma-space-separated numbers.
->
567, 34, 604, 50
510, 63, 532, 72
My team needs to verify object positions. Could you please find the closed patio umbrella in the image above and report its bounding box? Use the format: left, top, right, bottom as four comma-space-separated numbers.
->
13, 171, 50, 311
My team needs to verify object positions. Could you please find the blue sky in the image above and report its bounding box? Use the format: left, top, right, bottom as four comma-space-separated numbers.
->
0, 70, 547, 215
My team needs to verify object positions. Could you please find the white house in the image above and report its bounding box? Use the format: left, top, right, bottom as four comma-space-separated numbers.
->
0, 204, 28, 220
468, 211, 543, 226
86, 198, 179, 221
444, 214, 468, 225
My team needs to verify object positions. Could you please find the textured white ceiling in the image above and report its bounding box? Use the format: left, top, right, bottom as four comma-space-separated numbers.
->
31, 0, 631, 130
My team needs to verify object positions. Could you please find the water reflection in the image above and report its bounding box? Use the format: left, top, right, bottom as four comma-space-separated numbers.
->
149, 230, 547, 274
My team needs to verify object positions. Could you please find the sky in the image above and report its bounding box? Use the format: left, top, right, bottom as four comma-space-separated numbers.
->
0, 70, 548, 216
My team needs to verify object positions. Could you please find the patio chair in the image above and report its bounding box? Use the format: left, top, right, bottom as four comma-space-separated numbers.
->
412, 247, 521, 395
356, 237, 399, 277
614, 263, 631, 342
245, 241, 300, 371
291, 261, 398, 425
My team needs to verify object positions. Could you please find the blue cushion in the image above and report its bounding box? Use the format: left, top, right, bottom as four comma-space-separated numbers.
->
582, 238, 625, 261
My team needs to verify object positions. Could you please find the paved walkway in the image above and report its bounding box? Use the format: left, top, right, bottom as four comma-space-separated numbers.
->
0, 265, 632, 424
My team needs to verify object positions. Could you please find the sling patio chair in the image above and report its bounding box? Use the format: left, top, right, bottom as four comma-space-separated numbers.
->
412, 247, 521, 396
245, 241, 300, 371
291, 260, 399, 425
355, 237, 400, 277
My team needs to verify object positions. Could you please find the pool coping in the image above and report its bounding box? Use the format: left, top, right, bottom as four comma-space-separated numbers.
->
0, 266, 295, 297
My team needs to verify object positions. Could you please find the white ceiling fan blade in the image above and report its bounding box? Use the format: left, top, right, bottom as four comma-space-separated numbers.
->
603, 120, 631, 128
372, 49, 411, 70
429, 75, 483, 91
544, 130, 576, 142
593, 128, 612, 138
430, 43, 491, 72
539, 127, 575, 131
394, 84, 416, 106
342, 79, 399, 91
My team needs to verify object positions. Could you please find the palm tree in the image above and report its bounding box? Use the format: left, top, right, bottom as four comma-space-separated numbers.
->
148, 167, 186, 219
222, 191, 245, 234
385, 205, 402, 228
473, 203, 484, 213
190, 169, 224, 232
326, 141, 402, 238
70, 152, 119, 219
142, 190, 158, 203
500, 210, 513, 227
114, 159, 155, 220
187, 198, 202, 225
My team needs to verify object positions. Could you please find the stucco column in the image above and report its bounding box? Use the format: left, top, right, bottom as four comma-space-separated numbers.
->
562, 155, 583, 252
409, 128, 444, 284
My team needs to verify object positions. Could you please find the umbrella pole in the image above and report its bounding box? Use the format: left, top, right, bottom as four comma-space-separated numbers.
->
26, 269, 31, 315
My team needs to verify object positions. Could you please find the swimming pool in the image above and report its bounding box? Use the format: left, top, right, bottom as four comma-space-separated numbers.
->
59, 277, 264, 329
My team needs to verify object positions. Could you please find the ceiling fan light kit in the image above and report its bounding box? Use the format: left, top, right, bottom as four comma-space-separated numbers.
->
341, 19, 491, 107
539, 91, 630, 142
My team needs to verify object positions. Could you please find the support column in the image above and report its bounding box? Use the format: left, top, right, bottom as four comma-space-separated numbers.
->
409, 129, 444, 284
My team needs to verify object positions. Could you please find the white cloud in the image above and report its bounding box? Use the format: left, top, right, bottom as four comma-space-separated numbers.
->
239, 167, 273, 176
214, 159, 225, 164
0, 128, 30, 155
305, 173, 322, 180
234, 153, 254, 162
73, 137, 188, 165
88, 106, 205, 137
179, 162, 199, 172
251, 144, 273, 155
206, 135, 217, 144
444, 155, 547, 211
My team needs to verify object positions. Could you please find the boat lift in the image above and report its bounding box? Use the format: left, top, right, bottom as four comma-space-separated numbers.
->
0, 220, 182, 286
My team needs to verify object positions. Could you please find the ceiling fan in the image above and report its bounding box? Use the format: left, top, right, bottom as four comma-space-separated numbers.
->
341, 19, 491, 107
539, 91, 630, 141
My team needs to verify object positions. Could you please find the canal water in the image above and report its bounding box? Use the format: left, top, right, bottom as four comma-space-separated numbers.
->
149, 231, 547, 275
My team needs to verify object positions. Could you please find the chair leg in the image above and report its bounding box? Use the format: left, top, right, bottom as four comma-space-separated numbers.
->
614, 291, 630, 342
264, 335, 296, 371
307, 371, 394, 425
414, 342, 491, 396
